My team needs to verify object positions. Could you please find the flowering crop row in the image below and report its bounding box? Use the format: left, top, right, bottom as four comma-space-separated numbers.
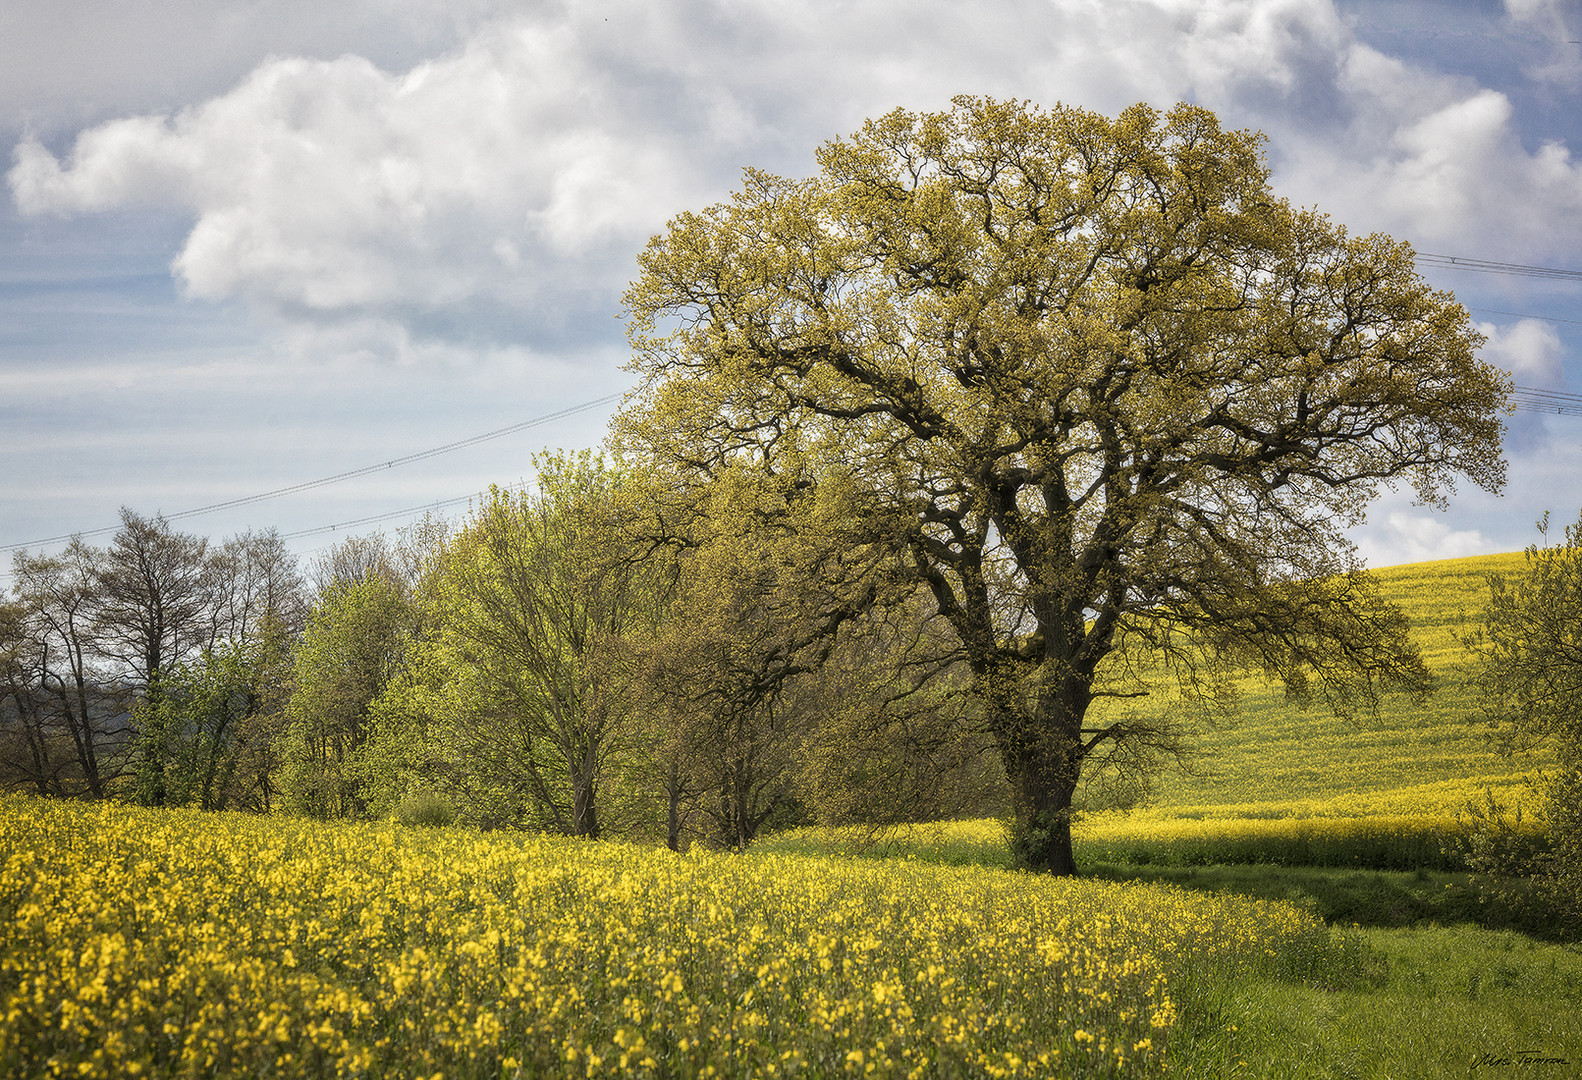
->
766, 806, 1524, 873
1088, 553, 1549, 815
0, 794, 1356, 1078
1075, 812, 1466, 870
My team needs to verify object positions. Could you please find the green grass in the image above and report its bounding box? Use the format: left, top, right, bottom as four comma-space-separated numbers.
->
1167, 925, 1582, 1079
1083, 863, 1576, 940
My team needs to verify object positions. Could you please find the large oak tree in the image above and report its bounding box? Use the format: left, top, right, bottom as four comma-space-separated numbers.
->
617, 97, 1510, 874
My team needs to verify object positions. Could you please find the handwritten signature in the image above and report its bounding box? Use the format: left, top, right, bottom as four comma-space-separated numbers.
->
1472, 1050, 1572, 1068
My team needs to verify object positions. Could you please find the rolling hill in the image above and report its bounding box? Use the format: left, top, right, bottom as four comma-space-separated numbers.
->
1138, 551, 1537, 816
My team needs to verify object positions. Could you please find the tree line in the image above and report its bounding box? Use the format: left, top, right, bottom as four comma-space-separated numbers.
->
0, 454, 1005, 850
1, 512, 306, 808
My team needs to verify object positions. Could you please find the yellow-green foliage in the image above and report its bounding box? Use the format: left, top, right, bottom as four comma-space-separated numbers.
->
0, 794, 1358, 1079
778, 556, 1546, 875
764, 820, 1018, 869
1136, 552, 1536, 810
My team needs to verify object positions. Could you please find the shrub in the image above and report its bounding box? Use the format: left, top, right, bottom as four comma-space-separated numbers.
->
394, 789, 457, 828
1446, 785, 1581, 935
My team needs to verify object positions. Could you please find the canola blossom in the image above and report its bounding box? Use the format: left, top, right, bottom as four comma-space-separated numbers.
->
1075, 812, 1464, 870
0, 794, 1355, 1078
1126, 552, 1543, 812
766, 784, 1540, 872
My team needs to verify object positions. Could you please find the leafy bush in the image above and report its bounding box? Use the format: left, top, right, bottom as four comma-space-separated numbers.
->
1444, 785, 1580, 935
1447, 787, 1552, 879
393, 788, 456, 828
1547, 761, 1582, 920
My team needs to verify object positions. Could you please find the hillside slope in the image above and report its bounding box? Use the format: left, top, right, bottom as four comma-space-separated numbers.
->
1137, 551, 1537, 815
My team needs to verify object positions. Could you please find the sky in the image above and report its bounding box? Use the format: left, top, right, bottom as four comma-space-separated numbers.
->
3, 0, 1581, 587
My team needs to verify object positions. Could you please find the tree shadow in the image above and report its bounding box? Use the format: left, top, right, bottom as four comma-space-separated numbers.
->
1083, 861, 1581, 944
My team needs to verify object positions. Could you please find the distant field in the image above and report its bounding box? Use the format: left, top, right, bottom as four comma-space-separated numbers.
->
768, 552, 1550, 873
1124, 551, 1539, 814
1068, 551, 1553, 868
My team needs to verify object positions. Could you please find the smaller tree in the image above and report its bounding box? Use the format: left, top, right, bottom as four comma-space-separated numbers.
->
7, 542, 128, 798
366, 456, 660, 836
133, 621, 295, 812
625, 466, 987, 849
281, 573, 415, 818
641, 563, 814, 850
96, 510, 220, 805
95, 509, 216, 695
134, 528, 305, 810
0, 598, 60, 797
1469, 511, 1582, 919
793, 598, 1007, 831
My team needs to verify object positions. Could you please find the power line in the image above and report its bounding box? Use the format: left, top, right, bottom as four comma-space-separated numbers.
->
1511, 385, 1582, 417
0, 393, 623, 554
278, 481, 531, 541
1511, 386, 1582, 404
1469, 307, 1582, 328
1417, 252, 1582, 283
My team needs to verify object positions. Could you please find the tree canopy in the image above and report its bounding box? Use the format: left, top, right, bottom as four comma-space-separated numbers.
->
617, 96, 1511, 873
1469, 511, 1582, 917
1473, 513, 1582, 752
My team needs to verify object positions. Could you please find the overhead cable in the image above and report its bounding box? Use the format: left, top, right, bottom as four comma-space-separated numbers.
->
0, 393, 623, 554
1417, 252, 1582, 283
278, 482, 531, 541
1468, 308, 1582, 328
1511, 385, 1582, 417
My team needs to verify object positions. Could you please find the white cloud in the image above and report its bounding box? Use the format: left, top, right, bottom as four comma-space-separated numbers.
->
0, 0, 527, 136
1504, 0, 1559, 21
10, 0, 1582, 359
1274, 38, 1582, 257
10, 22, 716, 345
1500, 0, 1582, 90
1356, 510, 1493, 568
1475, 317, 1572, 456
1502, 0, 1575, 35
1478, 318, 1565, 386
1165, 0, 1347, 97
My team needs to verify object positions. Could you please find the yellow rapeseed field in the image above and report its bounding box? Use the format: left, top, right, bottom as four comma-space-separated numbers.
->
770, 806, 1526, 873
0, 794, 1357, 1079
1122, 553, 1544, 813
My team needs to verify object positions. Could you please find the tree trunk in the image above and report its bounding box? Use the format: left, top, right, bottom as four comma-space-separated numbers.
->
572, 776, 600, 839
996, 705, 1084, 876
12, 689, 55, 797
52, 671, 105, 800
666, 759, 683, 852
141, 678, 169, 807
